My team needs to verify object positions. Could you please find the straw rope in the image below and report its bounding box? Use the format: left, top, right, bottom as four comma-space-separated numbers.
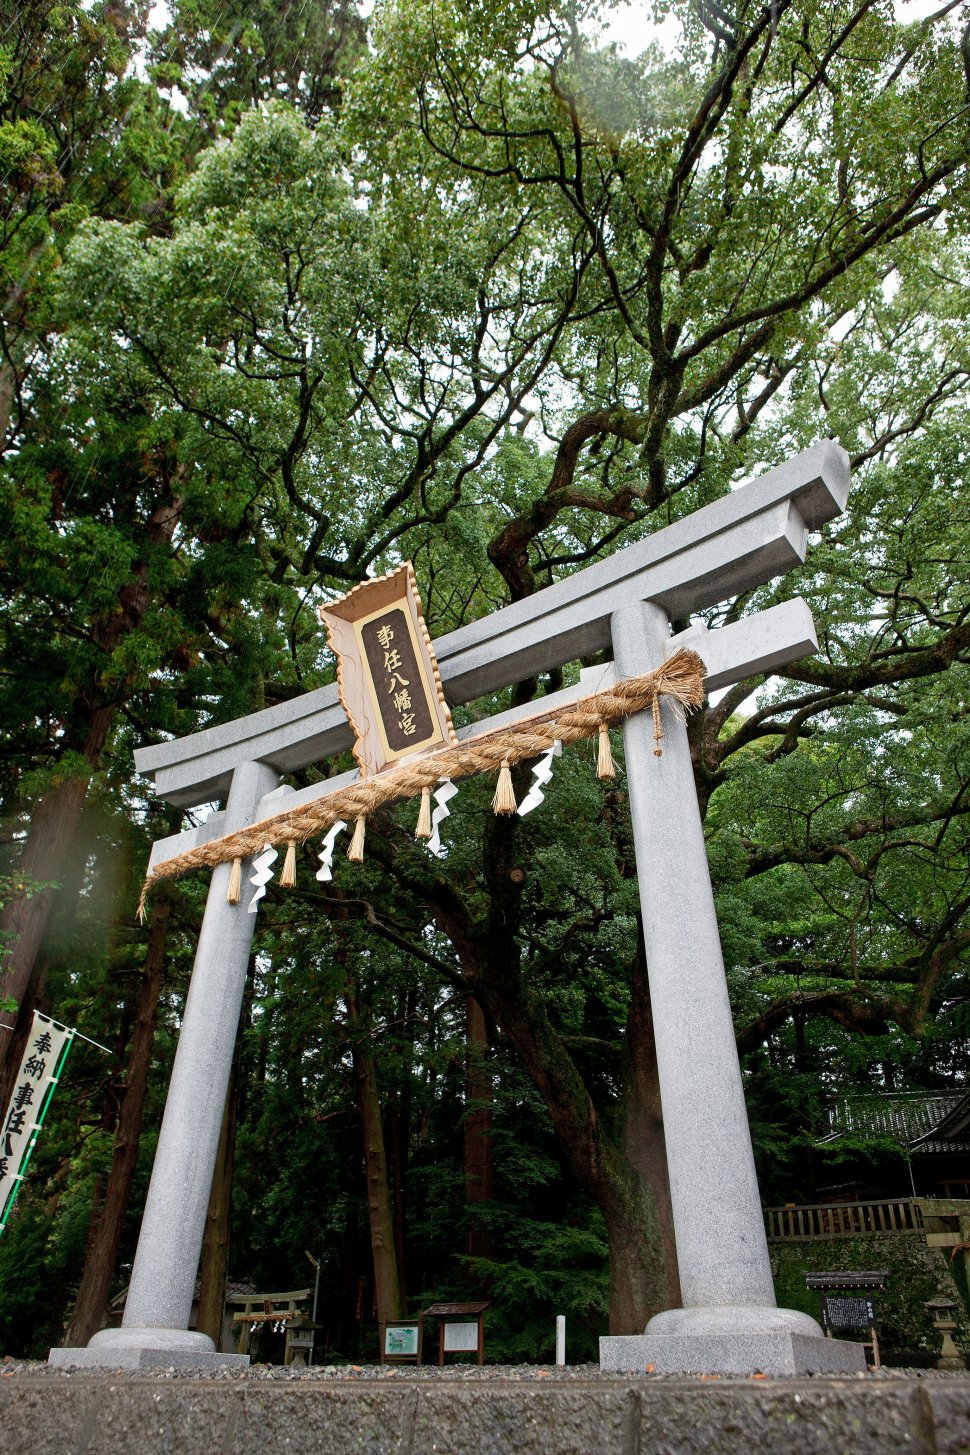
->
137, 648, 705, 914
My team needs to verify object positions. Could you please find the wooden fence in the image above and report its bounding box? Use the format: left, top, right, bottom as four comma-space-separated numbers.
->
764, 1198, 924, 1241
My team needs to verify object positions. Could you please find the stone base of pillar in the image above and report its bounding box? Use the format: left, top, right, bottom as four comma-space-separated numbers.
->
48, 1327, 250, 1371
600, 1304, 868, 1375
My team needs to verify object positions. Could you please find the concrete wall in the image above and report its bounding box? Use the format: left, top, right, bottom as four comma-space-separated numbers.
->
3, 1372, 970, 1455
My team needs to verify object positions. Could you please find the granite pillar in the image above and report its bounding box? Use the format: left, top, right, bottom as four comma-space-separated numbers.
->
600, 601, 864, 1375
50, 758, 279, 1370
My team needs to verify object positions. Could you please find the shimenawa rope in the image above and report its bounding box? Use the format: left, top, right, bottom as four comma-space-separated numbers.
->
137, 648, 705, 915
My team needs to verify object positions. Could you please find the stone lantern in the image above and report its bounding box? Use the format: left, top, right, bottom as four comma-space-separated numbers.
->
924, 1294, 966, 1371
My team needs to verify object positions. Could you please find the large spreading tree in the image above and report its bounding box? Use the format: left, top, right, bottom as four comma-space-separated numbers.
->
1, 0, 968, 1348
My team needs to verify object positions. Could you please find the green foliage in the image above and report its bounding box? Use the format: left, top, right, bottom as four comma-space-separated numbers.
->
148, 0, 365, 127
0, 1205, 81, 1358
458, 1211, 609, 1364
0, 873, 56, 1001
2, 0, 970, 1361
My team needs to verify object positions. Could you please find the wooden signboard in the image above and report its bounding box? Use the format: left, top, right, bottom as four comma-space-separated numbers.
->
818, 1294, 878, 1333
804, 1270, 886, 1370
380, 1319, 423, 1365
443, 1321, 480, 1352
422, 1301, 489, 1366
319, 564, 457, 778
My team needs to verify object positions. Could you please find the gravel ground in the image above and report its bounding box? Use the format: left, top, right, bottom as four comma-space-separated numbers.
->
2, 1358, 968, 1381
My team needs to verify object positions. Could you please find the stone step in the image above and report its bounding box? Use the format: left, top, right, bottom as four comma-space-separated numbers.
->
2, 1373, 968, 1455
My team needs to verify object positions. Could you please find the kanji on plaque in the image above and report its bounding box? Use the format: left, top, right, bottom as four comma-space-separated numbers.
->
320, 564, 457, 776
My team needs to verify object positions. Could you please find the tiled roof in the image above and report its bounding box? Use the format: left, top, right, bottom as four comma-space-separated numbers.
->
824, 1091, 970, 1147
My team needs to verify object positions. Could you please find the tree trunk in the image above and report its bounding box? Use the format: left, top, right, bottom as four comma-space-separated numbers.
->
430, 882, 677, 1331
387, 1088, 408, 1301
608, 927, 681, 1332
794, 1011, 818, 1197
465, 950, 674, 1328
63, 892, 172, 1347
388, 986, 414, 1301
346, 985, 402, 1325
0, 489, 183, 1093
464, 994, 494, 1261
0, 707, 115, 1101
196, 1060, 239, 1347
0, 358, 16, 448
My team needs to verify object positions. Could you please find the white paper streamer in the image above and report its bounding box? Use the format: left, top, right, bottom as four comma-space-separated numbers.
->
248, 845, 278, 913
316, 820, 347, 882
427, 779, 459, 858
517, 741, 562, 816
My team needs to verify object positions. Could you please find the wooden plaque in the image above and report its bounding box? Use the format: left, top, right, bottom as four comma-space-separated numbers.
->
381, 1319, 422, 1364
442, 1321, 480, 1352
819, 1294, 878, 1332
320, 564, 457, 778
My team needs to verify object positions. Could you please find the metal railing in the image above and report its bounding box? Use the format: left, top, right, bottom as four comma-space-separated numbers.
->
764, 1198, 924, 1241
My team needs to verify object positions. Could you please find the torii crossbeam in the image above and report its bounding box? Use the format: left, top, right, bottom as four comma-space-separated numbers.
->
50, 439, 865, 1374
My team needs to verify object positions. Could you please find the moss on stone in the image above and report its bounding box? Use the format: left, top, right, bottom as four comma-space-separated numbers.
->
771, 1234, 969, 1364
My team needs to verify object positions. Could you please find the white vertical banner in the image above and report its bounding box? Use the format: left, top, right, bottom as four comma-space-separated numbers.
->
0, 1013, 74, 1229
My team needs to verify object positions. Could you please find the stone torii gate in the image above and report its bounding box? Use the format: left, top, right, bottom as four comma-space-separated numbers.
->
50, 439, 865, 1374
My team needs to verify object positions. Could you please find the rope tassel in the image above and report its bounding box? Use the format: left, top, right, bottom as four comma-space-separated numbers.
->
652, 694, 664, 756
597, 722, 616, 779
280, 840, 297, 887
348, 815, 367, 862
493, 759, 517, 815
415, 785, 432, 839
226, 857, 242, 904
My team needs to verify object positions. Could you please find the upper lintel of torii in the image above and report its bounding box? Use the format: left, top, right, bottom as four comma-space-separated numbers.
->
135, 439, 849, 812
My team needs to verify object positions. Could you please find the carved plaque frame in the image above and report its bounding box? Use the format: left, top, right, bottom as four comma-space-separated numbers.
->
319, 563, 457, 778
